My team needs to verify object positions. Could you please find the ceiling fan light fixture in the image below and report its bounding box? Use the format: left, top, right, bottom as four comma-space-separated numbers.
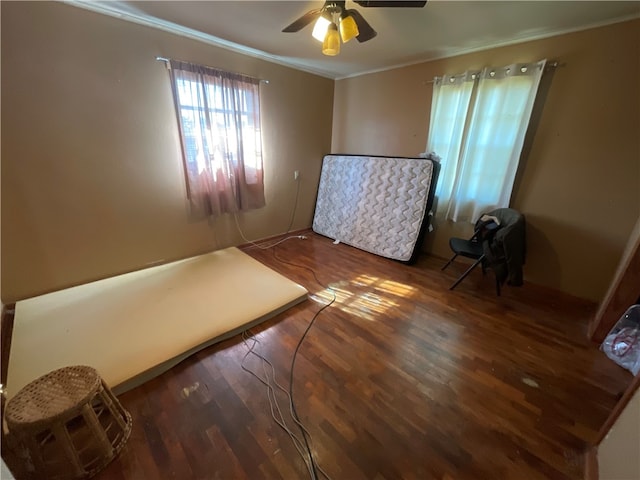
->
322, 23, 340, 56
312, 15, 331, 42
339, 14, 359, 43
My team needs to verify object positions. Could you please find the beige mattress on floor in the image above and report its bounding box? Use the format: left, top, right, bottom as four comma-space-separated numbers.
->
6, 247, 307, 398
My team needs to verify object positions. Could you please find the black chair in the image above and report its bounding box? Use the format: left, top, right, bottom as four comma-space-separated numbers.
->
441, 215, 501, 294
442, 208, 526, 295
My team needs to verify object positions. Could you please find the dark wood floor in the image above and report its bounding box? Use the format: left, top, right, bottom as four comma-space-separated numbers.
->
63, 233, 631, 478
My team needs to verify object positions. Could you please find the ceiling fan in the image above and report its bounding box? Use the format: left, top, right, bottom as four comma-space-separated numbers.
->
282, 1, 428, 56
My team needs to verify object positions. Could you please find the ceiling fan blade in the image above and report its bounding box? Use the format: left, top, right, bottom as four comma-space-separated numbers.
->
347, 9, 377, 43
353, 1, 427, 6
282, 8, 323, 32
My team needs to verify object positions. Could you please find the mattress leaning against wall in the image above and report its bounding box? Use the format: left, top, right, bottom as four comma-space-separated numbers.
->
312, 154, 440, 263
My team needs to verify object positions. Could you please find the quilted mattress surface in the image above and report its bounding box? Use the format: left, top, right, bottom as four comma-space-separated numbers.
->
312, 154, 437, 262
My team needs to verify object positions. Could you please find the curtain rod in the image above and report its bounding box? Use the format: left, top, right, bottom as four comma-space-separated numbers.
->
423, 61, 560, 85
155, 56, 269, 84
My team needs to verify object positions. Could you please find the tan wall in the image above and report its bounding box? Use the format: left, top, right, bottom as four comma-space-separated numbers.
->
1, 2, 334, 302
2, 3, 638, 303
598, 388, 640, 479
332, 19, 640, 302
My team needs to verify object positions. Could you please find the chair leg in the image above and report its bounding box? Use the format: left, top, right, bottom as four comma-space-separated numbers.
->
441, 253, 459, 271
495, 276, 501, 296
450, 255, 485, 290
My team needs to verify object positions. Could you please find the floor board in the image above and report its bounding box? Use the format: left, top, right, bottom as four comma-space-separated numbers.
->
37, 232, 630, 479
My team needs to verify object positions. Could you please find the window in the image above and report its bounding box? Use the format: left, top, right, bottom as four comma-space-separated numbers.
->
427, 60, 546, 222
168, 60, 265, 217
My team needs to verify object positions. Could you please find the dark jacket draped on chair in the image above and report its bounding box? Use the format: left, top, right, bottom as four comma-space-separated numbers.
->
482, 208, 526, 286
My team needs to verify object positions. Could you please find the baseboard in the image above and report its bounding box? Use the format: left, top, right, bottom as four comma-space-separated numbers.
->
237, 227, 312, 249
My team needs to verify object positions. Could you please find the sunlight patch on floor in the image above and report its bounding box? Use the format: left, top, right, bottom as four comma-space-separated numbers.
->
310, 275, 417, 322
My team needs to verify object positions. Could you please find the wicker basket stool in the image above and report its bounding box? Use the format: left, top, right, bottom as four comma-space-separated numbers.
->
4, 365, 132, 480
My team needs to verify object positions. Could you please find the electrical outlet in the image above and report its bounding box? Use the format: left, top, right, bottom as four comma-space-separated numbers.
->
294, 170, 299, 180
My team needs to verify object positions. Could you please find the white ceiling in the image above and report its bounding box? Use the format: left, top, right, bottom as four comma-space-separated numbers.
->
72, 1, 640, 79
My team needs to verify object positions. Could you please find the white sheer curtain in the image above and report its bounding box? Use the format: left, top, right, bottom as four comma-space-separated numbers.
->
427, 71, 478, 219
427, 60, 546, 222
